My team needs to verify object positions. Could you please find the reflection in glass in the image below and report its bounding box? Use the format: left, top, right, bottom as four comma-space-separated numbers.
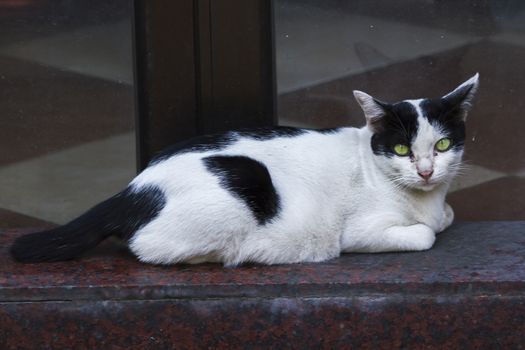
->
0, 0, 135, 228
275, 0, 525, 220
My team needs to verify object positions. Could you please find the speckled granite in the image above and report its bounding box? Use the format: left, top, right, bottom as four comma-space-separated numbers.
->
1, 222, 525, 349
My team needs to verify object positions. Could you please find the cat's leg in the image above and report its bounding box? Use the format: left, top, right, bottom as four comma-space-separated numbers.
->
342, 222, 436, 253
128, 189, 255, 265
234, 218, 342, 265
438, 202, 454, 232
235, 233, 341, 265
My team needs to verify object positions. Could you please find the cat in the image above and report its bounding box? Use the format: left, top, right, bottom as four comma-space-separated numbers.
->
10, 74, 479, 266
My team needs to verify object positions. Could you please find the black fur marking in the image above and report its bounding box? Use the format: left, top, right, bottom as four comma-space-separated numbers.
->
370, 102, 420, 157
150, 133, 235, 165
236, 126, 307, 140
10, 186, 166, 263
203, 155, 280, 225
150, 127, 306, 165
316, 127, 342, 134
442, 84, 475, 110
149, 126, 340, 165
420, 98, 466, 151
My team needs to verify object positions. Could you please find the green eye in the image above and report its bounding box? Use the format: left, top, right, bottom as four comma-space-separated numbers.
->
435, 138, 452, 152
394, 144, 410, 156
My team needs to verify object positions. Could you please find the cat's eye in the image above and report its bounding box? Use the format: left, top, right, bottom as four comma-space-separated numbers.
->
435, 138, 452, 152
393, 144, 410, 156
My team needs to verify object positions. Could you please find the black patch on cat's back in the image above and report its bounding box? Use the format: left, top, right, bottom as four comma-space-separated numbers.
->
203, 155, 280, 225
150, 126, 340, 166
149, 126, 307, 165
371, 101, 419, 157
149, 133, 235, 165
237, 126, 306, 140
316, 127, 343, 134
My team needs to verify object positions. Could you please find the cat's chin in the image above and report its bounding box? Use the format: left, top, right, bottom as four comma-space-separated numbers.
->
412, 182, 439, 192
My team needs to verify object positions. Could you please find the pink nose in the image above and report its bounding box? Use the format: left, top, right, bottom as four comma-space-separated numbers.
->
418, 170, 433, 181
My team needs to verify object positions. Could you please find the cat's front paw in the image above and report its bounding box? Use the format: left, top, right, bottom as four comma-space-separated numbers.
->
384, 223, 436, 252
439, 202, 454, 232
406, 224, 436, 251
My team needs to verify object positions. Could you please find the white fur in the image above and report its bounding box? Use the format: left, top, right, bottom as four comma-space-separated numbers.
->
127, 78, 477, 266
128, 126, 454, 266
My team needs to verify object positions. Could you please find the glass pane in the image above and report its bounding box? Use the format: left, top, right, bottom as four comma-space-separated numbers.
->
0, 0, 135, 228
275, 0, 525, 220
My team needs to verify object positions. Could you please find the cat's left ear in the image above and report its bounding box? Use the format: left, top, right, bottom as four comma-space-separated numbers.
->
441, 73, 480, 121
353, 90, 388, 133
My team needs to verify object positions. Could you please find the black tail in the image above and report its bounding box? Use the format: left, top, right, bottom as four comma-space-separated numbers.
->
10, 186, 166, 263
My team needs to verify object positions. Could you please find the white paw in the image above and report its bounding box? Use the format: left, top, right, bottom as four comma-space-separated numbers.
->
381, 224, 436, 252
398, 224, 436, 251
410, 229, 436, 251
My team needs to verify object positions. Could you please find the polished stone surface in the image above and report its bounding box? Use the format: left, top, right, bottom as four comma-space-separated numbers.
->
1, 222, 524, 300
1, 222, 524, 348
1, 295, 524, 349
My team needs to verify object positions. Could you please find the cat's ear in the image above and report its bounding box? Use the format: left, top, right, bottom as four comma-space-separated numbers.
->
353, 90, 388, 133
441, 73, 479, 121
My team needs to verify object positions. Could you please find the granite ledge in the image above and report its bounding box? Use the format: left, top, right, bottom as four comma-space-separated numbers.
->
1, 221, 524, 302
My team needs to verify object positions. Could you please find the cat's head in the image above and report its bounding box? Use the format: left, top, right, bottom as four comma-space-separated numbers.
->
353, 74, 479, 191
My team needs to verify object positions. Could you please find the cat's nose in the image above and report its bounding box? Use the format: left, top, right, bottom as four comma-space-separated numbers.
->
417, 170, 433, 181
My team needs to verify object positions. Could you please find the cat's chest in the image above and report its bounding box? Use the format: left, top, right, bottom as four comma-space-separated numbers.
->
363, 181, 445, 231
404, 192, 445, 231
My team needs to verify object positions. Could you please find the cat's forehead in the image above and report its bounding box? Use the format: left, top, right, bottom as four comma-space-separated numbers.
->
375, 99, 442, 147
391, 99, 421, 117
391, 98, 438, 119
383, 100, 421, 139
388, 98, 446, 132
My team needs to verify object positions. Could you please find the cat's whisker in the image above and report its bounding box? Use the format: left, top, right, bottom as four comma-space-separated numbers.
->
389, 176, 412, 190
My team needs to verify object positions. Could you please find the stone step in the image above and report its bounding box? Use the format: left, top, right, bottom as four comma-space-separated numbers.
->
1, 221, 524, 348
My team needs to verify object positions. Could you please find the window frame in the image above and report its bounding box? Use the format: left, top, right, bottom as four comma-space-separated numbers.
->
133, 0, 276, 170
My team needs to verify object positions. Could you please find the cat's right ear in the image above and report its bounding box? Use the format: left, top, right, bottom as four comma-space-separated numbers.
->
353, 90, 387, 133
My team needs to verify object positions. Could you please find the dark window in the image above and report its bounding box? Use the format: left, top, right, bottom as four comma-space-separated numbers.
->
275, 0, 525, 221
0, 0, 135, 228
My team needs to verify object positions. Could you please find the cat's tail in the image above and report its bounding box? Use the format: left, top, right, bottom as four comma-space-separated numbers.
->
10, 185, 166, 263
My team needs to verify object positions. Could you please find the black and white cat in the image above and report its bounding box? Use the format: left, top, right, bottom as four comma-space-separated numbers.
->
11, 74, 479, 266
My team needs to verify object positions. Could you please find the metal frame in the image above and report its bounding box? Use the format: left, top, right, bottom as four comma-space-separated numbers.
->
133, 0, 276, 170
